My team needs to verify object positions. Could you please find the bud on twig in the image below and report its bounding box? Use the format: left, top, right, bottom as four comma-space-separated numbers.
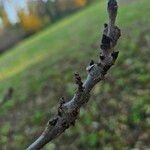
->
108, 0, 118, 26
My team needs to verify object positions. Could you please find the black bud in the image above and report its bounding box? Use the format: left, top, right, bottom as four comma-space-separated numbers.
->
70, 121, 75, 126
60, 97, 65, 105
101, 34, 112, 50
100, 55, 105, 61
111, 51, 119, 60
58, 109, 62, 117
90, 60, 94, 66
102, 34, 112, 44
48, 117, 58, 126
104, 23, 108, 28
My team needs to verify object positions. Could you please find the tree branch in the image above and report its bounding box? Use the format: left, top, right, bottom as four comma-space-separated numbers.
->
27, 0, 121, 149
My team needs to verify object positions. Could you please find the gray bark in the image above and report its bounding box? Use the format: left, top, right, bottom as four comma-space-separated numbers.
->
27, 0, 121, 149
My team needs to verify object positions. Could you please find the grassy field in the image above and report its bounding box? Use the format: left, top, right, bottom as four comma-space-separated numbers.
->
0, 0, 150, 149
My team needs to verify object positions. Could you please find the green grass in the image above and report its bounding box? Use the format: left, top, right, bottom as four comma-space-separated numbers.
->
0, 2, 105, 102
0, 0, 150, 149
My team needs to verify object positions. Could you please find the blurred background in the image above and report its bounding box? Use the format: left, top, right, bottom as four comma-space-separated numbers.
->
0, 0, 93, 53
0, 0, 149, 149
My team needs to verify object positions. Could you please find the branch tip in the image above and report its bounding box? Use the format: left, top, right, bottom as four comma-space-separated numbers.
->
108, 0, 118, 13
107, 0, 118, 26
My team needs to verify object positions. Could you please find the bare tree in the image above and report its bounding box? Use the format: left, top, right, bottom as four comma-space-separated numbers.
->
27, 0, 121, 149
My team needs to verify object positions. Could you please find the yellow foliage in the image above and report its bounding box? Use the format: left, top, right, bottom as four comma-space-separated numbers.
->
18, 11, 42, 33
74, 0, 87, 7
2, 11, 11, 28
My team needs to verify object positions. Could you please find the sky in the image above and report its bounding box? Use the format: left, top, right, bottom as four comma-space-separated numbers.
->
3, 0, 28, 23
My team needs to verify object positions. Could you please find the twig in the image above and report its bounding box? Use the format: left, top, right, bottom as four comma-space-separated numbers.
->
27, 0, 121, 149
0, 87, 14, 106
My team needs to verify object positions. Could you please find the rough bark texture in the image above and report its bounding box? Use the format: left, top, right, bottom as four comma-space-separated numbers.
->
27, 0, 121, 149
